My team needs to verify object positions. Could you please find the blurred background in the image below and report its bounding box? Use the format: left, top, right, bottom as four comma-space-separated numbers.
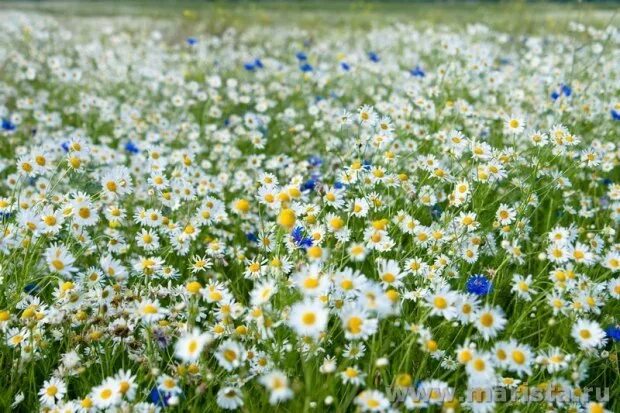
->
0, 1, 617, 35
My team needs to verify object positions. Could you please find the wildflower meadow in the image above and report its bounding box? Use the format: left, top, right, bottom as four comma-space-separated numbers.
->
0, 2, 619, 412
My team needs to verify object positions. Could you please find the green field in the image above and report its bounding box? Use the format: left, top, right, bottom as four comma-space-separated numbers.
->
2, 1, 618, 33
0, 1, 619, 412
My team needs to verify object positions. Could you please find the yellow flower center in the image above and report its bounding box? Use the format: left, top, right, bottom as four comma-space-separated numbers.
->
301, 312, 316, 326
51, 260, 65, 271
473, 359, 486, 371
143, 304, 157, 314
512, 350, 525, 364
347, 316, 363, 334
480, 313, 493, 327
434, 297, 447, 309
46, 385, 58, 396
223, 349, 237, 362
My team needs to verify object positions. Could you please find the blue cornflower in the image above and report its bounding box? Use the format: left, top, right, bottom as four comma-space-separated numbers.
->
296, 52, 308, 61
333, 181, 344, 190
186, 37, 198, 46
561, 84, 572, 97
1, 118, 16, 131
362, 160, 372, 171
308, 155, 322, 167
24, 282, 40, 295
61, 141, 70, 152
125, 141, 139, 154
246, 232, 258, 243
605, 325, 620, 341
254, 58, 264, 69
300, 63, 313, 72
301, 179, 316, 192
552, 83, 572, 101
466, 275, 492, 295
149, 387, 171, 407
340, 62, 350, 71
611, 109, 620, 121
244, 62, 256, 71
291, 226, 313, 249
368, 51, 380, 62
410, 66, 425, 77
291, 226, 304, 241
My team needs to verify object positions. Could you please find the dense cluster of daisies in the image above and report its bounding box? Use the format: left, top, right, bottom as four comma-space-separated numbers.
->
0, 10, 619, 413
